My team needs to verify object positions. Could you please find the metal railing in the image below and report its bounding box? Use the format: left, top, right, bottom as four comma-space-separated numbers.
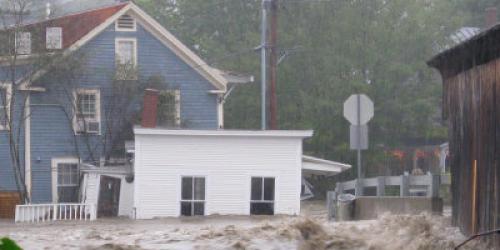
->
335, 173, 450, 197
15, 203, 97, 223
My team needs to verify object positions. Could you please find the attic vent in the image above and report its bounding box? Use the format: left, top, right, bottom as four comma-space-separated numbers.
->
116, 14, 136, 31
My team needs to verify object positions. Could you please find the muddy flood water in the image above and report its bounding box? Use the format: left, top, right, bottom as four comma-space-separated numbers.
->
0, 201, 490, 250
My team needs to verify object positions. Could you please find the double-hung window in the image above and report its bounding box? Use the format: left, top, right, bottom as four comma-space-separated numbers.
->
46, 27, 62, 50
0, 84, 12, 130
74, 89, 100, 134
15, 32, 31, 55
115, 38, 137, 79
56, 162, 79, 202
158, 90, 181, 127
180, 176, 205, 216
250, 177, 275, 215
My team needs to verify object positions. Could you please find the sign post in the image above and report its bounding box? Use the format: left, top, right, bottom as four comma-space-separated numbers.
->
343, 94, 374, 195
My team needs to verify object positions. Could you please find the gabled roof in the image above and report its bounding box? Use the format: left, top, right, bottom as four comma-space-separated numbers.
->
15, 3, 128, 50
14, 2, 228, 91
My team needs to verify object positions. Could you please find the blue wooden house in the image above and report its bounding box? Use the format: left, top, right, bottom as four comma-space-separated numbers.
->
0, 2, 243, 205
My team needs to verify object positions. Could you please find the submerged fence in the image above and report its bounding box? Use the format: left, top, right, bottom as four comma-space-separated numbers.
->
15, 203, 97, 223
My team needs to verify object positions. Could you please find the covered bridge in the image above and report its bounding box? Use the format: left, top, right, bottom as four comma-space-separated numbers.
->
427, 18, 500, 242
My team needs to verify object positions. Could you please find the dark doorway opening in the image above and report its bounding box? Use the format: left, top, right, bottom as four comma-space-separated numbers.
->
98, 176, 121, 217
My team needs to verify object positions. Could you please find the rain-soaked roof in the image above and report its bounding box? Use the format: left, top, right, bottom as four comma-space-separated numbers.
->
428, 23, 500, 77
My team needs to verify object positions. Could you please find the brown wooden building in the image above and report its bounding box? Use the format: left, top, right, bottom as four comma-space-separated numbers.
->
428, 20, 500, 242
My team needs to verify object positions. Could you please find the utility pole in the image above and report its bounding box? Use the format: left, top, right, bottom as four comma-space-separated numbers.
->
260, 0, 268, 130
269, 0, 278, 130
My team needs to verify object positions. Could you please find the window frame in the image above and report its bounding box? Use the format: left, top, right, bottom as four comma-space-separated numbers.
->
51, 157, 79, 203
157, 89, 181, 127
115, 14, 137, 32
15, 32, 31, 55
250, 176, 276, 215
46, 27, 63, 50
0, 83, 12, 131
73, 88, 101, 134
180, 176, 206, 216
115, 37, 137, 66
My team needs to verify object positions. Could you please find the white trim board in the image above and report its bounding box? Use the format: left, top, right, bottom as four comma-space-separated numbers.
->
134, 128, 313, 138
24, 94, 31, 199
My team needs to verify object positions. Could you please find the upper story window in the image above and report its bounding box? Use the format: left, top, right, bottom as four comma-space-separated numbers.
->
46, 27, 63, 50
115, 38, 137, 80
0, 84, 12, 130
116, 14, 136, 32
15, 32, 31, 55
116, 38, 137, 65
158, 90, 180, 127
74, 89, 100, 134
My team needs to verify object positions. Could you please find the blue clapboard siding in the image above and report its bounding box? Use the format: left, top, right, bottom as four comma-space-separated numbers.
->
0, 91, 26, 192
0, 21, 220, 203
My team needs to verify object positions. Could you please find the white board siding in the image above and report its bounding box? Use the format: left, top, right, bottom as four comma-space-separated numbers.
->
134, 134, 304, 219
81, 173, 134, 217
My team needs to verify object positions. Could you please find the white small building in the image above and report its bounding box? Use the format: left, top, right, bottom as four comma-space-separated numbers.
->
80, 128, 350, 219
133, 128, 313, 219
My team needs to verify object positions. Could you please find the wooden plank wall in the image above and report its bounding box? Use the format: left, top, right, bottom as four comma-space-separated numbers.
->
444, 58, 500, 244
0, 192, 20, 219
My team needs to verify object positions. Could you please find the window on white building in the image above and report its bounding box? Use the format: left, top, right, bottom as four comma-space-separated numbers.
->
250, 177, 275, 215
158, 90, 180, 127
74, 89, 100, 134
46, 27, 62, 49
180, 176, 205, 216
56, 162, 79, 202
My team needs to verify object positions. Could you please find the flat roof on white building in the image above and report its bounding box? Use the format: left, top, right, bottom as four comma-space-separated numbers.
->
134, 128, 314, 138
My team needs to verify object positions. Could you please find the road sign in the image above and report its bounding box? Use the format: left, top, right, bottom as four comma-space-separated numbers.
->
343, 94, 374, 125
350, 125, 368, 150
343, 94, 374, 189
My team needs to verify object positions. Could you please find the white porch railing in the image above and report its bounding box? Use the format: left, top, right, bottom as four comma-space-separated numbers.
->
15, 203, 97, 223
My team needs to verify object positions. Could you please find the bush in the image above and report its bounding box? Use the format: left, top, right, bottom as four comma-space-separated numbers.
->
0, 238, 22, 250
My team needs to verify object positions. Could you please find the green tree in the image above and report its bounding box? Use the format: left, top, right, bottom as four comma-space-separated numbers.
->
137, 0, 466, 179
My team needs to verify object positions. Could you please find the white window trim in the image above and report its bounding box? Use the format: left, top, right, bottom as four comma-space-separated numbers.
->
115, 37, 138, 66
115, 14, 137, 32
249, 176, 277, 215
51, 157, 79, 203
15, 32, 31, 55
250, 176, 276, 203
73, 88, 101, 134
0, 83, 12, 130
46, 27, 63, 50
179, 175, 207, 216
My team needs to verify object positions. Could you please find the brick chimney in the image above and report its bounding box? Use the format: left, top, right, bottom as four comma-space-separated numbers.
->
141, 89, 159, 128
486, 7, 497, 28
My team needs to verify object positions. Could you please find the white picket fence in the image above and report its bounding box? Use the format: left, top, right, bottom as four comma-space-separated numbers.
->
15, 203, 97, 223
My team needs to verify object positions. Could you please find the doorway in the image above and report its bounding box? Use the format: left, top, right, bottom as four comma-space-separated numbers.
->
98, 176, 121, 217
